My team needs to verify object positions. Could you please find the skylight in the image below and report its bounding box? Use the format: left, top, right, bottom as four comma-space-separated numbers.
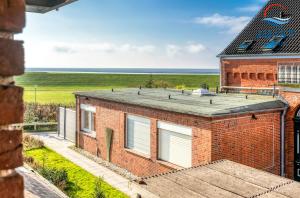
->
262, 36, 286, 51
237, 40, 254, 51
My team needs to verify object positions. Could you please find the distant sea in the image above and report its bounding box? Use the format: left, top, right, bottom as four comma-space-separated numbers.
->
25, 68, 219, 75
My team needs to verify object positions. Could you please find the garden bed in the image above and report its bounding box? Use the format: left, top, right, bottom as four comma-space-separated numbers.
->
24, 136, 128, 198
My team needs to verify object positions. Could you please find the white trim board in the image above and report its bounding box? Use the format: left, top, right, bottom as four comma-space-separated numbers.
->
157, 121, 192, 136
80, 104, 96, 113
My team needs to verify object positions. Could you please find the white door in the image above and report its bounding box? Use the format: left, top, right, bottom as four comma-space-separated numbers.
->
158, 122, 192, 168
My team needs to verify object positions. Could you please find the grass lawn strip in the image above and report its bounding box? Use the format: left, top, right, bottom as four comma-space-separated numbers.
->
25, 147, 128, 198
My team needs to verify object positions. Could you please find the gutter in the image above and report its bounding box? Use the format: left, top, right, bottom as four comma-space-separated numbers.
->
217, 53, 300, 59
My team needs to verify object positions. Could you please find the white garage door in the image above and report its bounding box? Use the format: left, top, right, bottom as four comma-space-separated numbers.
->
158, 122, 192, 168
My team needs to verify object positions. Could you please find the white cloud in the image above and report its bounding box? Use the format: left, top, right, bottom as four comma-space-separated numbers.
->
119, 44, 156, 53
22, 40, 216, 69
166, 45, 182, 57
185, 44, 206, 54
53, 42, 156, 54
166, 43, 206, 57
53, 46, 76, 54
237, 5, 261, 12
194, 13, 251, 34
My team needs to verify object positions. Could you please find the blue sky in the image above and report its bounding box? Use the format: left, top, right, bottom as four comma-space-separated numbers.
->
17, 0, 268, 69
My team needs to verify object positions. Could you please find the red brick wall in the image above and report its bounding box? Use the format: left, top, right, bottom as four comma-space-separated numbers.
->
76, 97, 282, 177
0, 0, 25, 197
280, 90, 300, 179
221, 58, 300, 88
78, 133, 98, 156
77, 97, 213, 177
211, 112, 281, 175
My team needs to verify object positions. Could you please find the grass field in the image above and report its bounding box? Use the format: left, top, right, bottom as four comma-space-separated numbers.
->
15, 72, 219, 104
25, 147, 128, 198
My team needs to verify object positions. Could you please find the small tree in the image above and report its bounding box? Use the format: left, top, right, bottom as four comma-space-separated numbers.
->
145, 74, 154, 88
94, 177, 106, 198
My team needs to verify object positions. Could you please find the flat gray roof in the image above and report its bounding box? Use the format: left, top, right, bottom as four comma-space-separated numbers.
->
75, 89, 285, 117
140, 160, 299, 198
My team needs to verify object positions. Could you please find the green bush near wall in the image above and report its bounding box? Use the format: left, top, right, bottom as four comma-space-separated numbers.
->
25, 147, 128, 198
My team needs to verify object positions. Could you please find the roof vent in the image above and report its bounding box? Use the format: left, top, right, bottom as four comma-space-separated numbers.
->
192, 89, 214, 96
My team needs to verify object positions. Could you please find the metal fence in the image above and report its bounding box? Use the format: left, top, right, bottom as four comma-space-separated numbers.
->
58, 107, 76, 143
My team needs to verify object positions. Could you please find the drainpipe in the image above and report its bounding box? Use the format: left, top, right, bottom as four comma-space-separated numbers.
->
281, 104, 288, 177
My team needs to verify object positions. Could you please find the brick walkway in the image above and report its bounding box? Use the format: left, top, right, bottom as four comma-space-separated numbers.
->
17, 167, 67, 198
30, 133, 139, 197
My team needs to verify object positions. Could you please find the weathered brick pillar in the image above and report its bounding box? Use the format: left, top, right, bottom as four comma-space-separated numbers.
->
0, 0, 25, 197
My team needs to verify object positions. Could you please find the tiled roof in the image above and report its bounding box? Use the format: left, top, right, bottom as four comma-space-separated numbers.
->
219, 0, 300, 57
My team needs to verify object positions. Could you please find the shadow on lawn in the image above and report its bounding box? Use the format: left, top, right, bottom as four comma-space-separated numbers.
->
65, 181, 82, 198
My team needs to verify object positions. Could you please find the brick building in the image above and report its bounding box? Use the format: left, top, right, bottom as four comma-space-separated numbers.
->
75, 89, 285, 177
75, 0, 300, 182
218, 0, 300, 180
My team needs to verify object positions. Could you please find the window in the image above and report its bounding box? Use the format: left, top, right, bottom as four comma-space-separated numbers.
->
237, 40, 254, 51
241, 73, 248, 79
250, 73, 256, 80
234, 73, 240, 79
158, 121, 192, 168
126, 115, 150, 155
262, 36, 286, 51
81, 104, 96, 133
278, 64, 300, 84
257, 73, 265, 80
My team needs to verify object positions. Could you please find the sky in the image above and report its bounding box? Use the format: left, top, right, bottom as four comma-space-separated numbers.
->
16, 0, 269, 69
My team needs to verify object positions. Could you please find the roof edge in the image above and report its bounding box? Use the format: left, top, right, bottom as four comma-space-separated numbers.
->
75, 92, 285, 118
218, 53, 300, 59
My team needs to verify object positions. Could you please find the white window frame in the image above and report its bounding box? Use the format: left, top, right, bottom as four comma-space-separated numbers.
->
157, 121, 192, 168
125, 114, 151, 156
278, 63, 300, 84
80, 104, 96, 133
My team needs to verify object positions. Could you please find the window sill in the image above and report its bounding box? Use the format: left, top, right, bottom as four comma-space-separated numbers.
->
124, 149, 151, 160
80, 131, 96, 139
156, 160, 184, 170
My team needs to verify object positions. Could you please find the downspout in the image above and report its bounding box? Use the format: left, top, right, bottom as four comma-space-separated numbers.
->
219, 58, 223, 91
281, 103, 288, 177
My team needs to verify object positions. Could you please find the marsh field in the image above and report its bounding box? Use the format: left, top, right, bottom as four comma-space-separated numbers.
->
15, 72, 220, 105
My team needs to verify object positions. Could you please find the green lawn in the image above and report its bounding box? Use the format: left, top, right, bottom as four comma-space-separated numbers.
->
25, 147, 128, 198
15, 72, 220, 104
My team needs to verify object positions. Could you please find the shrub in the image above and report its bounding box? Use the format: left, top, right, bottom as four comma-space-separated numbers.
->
94, 177, 106, 198
176, 84, 186, 90
200, 83, 209, 90
39, 167, 69, 190
144, 79, 171, 88
24, 103, 75, 123
153, 80, 171, 88
23, 135, 44, 151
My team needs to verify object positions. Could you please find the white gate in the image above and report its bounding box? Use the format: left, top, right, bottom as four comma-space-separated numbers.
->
59, 107, 76, 143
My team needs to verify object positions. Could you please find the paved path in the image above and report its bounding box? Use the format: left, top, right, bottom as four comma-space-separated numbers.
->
17, 167, 67, 198
30, 133, 138, 197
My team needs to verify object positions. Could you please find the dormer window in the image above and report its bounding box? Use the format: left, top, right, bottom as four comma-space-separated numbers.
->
237, 40, 254, 51
262, 35, 286, 51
